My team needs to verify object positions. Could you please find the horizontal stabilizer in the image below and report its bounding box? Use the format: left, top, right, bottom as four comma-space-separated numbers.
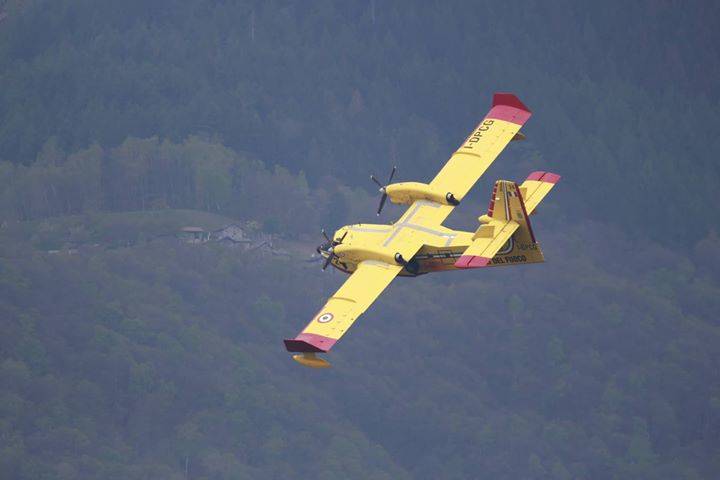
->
455, 174, 554, 269
520, 171, 561, 214
455, 219, 519, 269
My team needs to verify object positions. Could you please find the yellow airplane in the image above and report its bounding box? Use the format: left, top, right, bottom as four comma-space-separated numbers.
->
285, 93, 560, 368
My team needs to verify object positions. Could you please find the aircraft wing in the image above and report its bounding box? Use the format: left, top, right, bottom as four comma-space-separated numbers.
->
382, 93, 531, 258
430, 93, 532, 204
284, 260, 403, 354
285, 93, 533, 365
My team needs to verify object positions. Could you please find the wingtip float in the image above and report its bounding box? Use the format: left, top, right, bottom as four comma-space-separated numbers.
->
292, 353, 331, 368
285, 92, 561, 368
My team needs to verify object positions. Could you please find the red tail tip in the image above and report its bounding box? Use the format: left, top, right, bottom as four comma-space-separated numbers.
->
526, 171, 561, 184
527, 171, 546, 181
543, 172, 561, 184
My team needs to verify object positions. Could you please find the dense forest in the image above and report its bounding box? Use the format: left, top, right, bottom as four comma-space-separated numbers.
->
0, 1, 719, 479
1, 0, 719, 244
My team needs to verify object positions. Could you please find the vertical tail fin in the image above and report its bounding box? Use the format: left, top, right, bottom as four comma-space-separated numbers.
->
485, 180, 531, 227
475, 180, 544, 265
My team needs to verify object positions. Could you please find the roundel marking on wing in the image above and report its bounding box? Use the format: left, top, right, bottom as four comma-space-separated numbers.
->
317, 312, 334, 323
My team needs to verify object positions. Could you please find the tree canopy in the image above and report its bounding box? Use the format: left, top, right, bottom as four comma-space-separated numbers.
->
0, 0, 718, 244
1, 1, 719, 478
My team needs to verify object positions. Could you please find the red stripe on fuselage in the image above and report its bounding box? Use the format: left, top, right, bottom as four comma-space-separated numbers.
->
454, 255, 491, 269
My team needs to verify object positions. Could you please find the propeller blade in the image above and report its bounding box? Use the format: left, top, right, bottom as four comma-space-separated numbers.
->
387, 165, 397, 184
337, 231, 348, 244
370, 175, 384, 189
371, 166, 396, 215
321, 229, 331, 243
322, 253, 333, 271
377, 193, 388, 216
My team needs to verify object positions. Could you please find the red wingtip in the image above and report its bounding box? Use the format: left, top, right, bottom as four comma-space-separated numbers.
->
487, 93, 532, 125
455, 255, 491, 269
492, 93, 531, 113
284, 333, 337, 353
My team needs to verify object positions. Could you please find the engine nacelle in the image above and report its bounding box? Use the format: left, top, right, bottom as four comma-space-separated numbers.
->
385, 182, 460, 206
333, 244, 403, 266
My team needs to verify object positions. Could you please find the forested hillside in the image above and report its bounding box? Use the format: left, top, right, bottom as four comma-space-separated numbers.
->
1, 0, 719, 244
2, 216, 719, 479
1, 1, 719, 479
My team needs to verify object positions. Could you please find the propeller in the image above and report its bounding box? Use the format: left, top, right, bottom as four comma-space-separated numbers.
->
370, 166, 397, 216
319, 229, 347, 271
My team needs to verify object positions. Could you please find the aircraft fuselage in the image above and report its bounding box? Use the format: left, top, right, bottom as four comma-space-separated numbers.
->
317, 222, 529, 276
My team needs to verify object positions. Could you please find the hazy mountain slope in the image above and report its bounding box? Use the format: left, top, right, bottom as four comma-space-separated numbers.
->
1, 214, 719, 479
0, 1, 718, 244
0, 1, 718, 479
